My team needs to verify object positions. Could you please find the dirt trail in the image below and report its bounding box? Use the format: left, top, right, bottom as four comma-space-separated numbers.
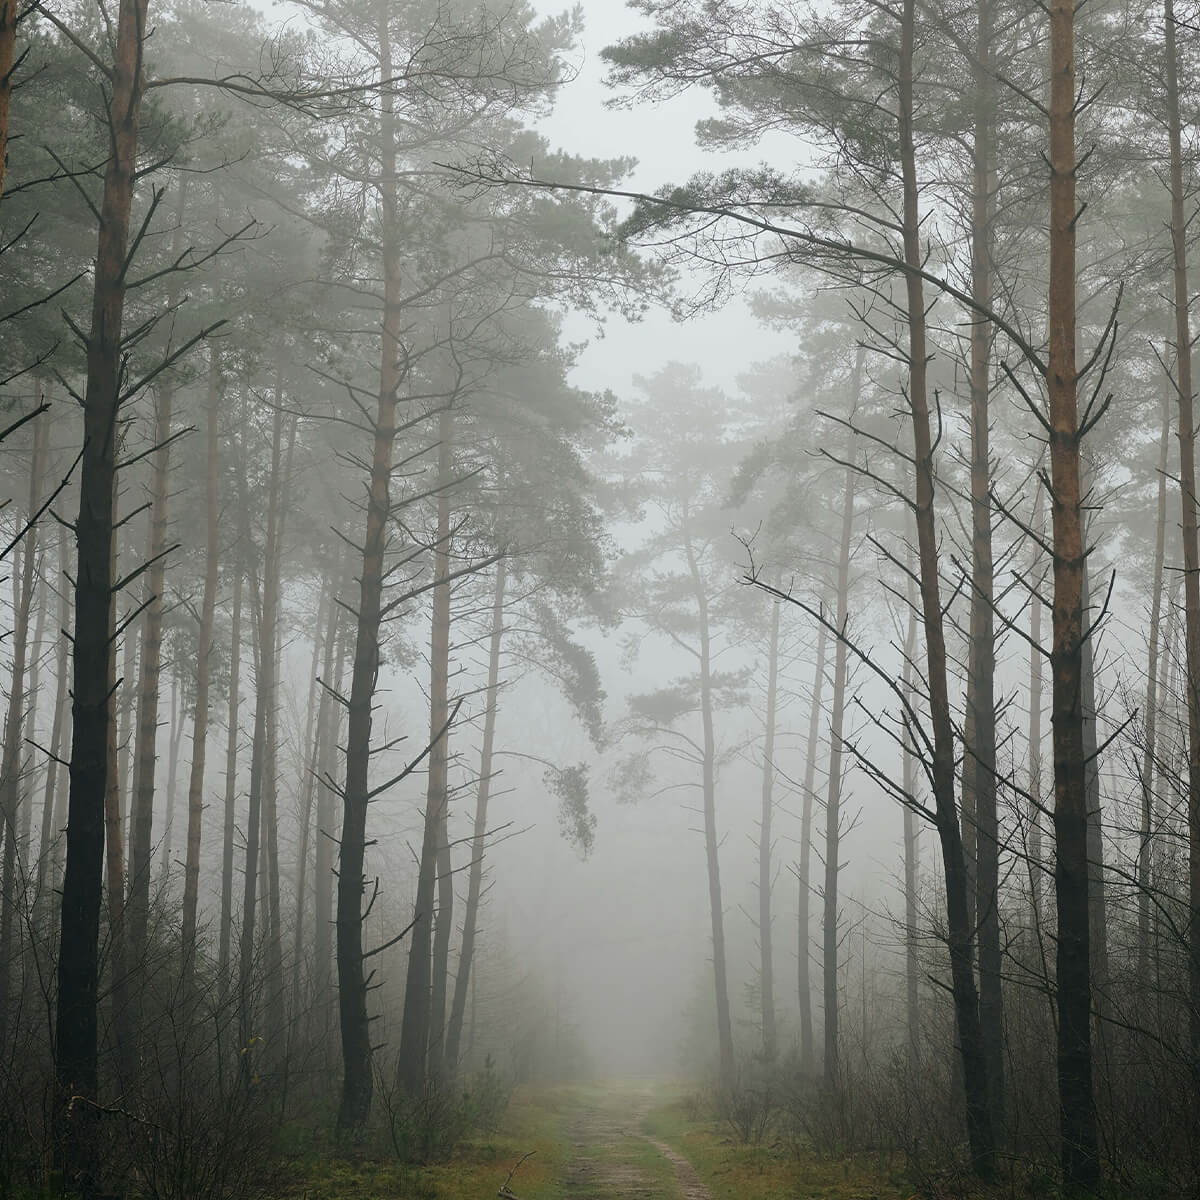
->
558, 1087, 711, 1200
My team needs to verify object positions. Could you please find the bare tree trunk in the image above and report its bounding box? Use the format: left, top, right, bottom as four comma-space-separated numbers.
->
798, 614, 828, 1075
1047, 0, 1100, 1180
341, 5, 403, 1123
685, 517, 734, 1089
1163, 0, 1200, 1069
445, 557, 506, 1072
21, 542, 48, 849
0, 0, 17, 202
181, 346, 222, 989
314, 574, 346, 1059
217, 547, 243, 1000
1138, 386, 1171, 983
0, 420, 45, 1045
427, 410, 455, 1082
127, 378, 176, 962
290, 572, 335, 1027
902, 596, 920, 1069
36, 527, 71, 922
157, 666, 183, 883
1028, 486, 1045, 927
899, 0, 993, 1169
823, 435, 857, 1090
758, 585, 780, 1060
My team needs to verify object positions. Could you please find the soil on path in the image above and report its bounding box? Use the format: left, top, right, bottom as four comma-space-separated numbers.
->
557, 1087, 711, 1200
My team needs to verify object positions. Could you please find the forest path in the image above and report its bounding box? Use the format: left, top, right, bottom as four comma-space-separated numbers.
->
557, 1084, 710, 1200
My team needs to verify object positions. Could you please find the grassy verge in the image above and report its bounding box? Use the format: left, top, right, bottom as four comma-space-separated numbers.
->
275, 1085, 569, 1200
642, 1092, 913, 1200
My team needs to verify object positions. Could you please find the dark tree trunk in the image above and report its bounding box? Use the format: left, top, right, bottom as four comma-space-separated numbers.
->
1047, 0, 1100, 1180
898, 0, 993, 1169
1028, 485, 1045, 928
339, 5, 402, 1123
444, 558, 506, 1073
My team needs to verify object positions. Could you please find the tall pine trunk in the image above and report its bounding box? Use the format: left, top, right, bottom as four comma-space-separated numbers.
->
902, 595, 920, 1068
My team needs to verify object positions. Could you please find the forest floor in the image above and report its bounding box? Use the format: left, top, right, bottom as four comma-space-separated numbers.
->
278, 1080, 918, 1200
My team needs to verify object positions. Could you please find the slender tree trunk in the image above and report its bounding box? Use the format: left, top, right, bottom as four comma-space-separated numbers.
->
0, 420, 45, 1045
127, 377, 176, 962
341, 7, 403, 1122
428, 410, 455, 1082
1164, 0, 1200, 1069
902, 597, 920, 1069
964, 0, 1004, 1137
1029, 485, 1045, 927
1047, 0, 1100, 1180
1079, 557, 1108, 1012
899, 0, 993, 1170
116, 594, 137, 851
158, 667, 183, 883
1139, 386, 1171, 983
685, 519, 734, 1089
798, 615, 828, 1075
21, 542, 48, 849
36, 528, 71, 922
237, 397, 284, 1061
217, 548, 243, 1000
758, 586, 780, 1061
181, 346, 222, 989
445, 558, 506, 1072
314, 575, 346, 1059
823, 423, 858, 1090
291, 573, 335, 1027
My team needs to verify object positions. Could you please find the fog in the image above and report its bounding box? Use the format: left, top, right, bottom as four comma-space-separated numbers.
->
1, 0, 1196, 1192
